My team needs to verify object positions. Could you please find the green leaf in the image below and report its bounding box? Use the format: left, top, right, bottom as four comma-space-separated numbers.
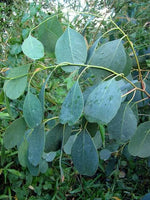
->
59, 81, 84, 126
55, 27, 87, 72
88, 39, 127, 80
89, 39, 127, 73
92, 131, 102, 149
64, 135, 76, 155
99, 124, 105, 147
3, 65, 30, 99
0, 112, 10, 119
23, 92, 43, 128
45, 124, 71, 153
10, 44, 22, 55
28, 124, 45, 166
38, 16, 63, 56
18, 138, 28, 167
39, 159, 48, 174
100, 149, 111, 161
86, 38, 100, 64
45, 124, 63, 153
43, 152, 56, 162
123, 53, 132, 76
108, 103, 137, 142
4, 95, 14, 119
3, 117, 26, 149
7, 169, 24, 177
84, 79, 122, 124
27, 160, 40, 176
63, 125, 72, 145
22, 35, 44, 60
87, 122, 99, 137
71, 130, 99, 176
128, 121, 150, 158
39, 71, 53, 113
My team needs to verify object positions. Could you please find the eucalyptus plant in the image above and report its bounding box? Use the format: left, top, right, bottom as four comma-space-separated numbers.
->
3, 14, 150, 178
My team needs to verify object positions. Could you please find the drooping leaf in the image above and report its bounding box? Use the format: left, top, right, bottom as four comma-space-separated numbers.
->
84, 79, 122, 124
3, 65, 30, 99
38, 16, 63, 56
108, 103, 137, 142
22, 35, 44, 60
60, 81, 84, 126
44, 124, 63, 153
18, 138, 28, 167
23, 92, 43, 128
128, 121, 150, 158
55, 27, 87, 72
71, 130, 99, 176
4, 118, 26, 149
28, 124, 45, 166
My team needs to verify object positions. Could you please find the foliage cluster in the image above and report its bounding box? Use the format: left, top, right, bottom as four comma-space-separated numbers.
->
0, 0, 150, 199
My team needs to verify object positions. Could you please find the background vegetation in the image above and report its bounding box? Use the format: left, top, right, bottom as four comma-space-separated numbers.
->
0, 0, 150, 199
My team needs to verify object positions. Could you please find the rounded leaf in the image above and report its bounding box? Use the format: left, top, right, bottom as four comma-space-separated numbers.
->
22, 35, 44, 60
3, 65, 30, 99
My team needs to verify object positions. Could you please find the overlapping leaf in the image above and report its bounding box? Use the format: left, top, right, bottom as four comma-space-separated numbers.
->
128, 121, 150, 157
87, 39, 130, 80
89, 39, 127, 73
45, 124, 71, 153
71, 130, 99, 176
108, 103, 137, 142
84, 79, 122, 124
38, 16, 63, 56
4, 117, 26, 149
22, 35, 44, 60
28, 124, 45, 166
60, 81, 84, 126
55, 27, 87, 72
